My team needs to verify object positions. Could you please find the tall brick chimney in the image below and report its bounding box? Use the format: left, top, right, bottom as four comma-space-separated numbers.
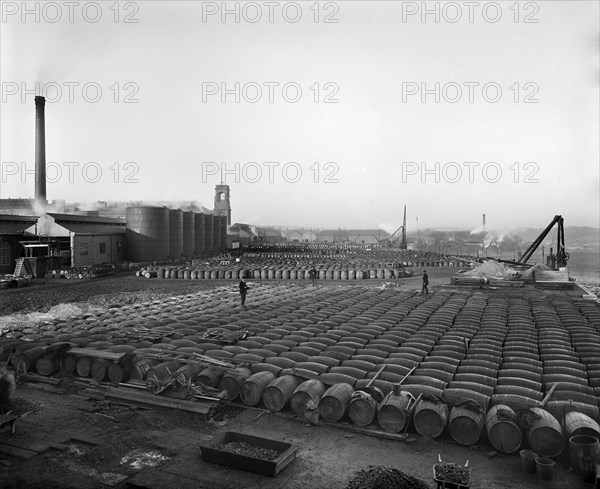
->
34, 96, 47, 208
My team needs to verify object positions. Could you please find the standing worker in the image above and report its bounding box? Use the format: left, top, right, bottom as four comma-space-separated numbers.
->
309, 266, 318, 286
421, 270, 429, 295
239, 277, 249, 308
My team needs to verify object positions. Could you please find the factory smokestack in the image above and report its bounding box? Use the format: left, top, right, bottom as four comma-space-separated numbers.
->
34, 96, 47, 208
482, 214, 486, 228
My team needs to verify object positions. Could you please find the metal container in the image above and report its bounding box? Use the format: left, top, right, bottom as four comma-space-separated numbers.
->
126, 206, 170, 261
182, 211, 195, 256
194, 213, 206, 255
168, 209, 183, 258
204, 214, 214, 252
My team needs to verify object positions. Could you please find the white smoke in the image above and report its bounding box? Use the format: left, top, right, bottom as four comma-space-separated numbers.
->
470, 225, 508, 249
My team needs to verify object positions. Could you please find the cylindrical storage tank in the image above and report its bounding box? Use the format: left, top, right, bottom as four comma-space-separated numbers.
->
194, 213, 206, 255
219, 215, 227, 251
413, 396, 448, 439
204, 214, 214, 252
168, 209, 183, 259
319, 383, 354, 422
377, 391, 415, 433
448, 403, 485, 446
527, 407, 564, 458
262, 375, 301, 412
212, 214, 221, 252
291, 379, 327, 416
182, 211, 195, 257
240, 371, 276, 406
486, 404, 522, 454
126, 206, 170, 261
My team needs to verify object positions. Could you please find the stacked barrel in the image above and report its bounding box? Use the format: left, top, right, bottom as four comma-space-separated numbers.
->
2, 284, 599, 476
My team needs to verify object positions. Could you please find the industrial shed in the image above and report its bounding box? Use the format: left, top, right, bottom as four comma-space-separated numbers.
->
25, 213, 126, 268
0, 214, 37, 274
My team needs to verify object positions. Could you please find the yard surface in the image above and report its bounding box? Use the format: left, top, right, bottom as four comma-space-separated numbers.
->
1, 269, 597, 489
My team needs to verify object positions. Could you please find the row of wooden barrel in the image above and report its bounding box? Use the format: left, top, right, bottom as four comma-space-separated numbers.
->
137, 267, 420, 280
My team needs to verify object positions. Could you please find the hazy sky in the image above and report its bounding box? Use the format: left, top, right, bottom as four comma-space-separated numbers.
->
1, 1, 598, 231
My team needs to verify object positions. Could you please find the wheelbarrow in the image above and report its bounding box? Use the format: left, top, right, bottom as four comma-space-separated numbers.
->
433, 454, 471, 489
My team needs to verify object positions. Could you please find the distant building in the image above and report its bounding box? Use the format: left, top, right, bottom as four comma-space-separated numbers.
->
316, 229, 389, 245
286, 229, 317, 243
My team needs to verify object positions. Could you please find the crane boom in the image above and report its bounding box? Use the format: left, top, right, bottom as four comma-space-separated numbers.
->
517, 215, 568, 269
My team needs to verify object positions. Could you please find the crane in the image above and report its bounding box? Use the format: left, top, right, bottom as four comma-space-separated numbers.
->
387, 205, 408, 249
499, 215, 569, 270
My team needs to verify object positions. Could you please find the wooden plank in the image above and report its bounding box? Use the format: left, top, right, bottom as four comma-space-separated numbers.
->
0, 443, 38, 459
0, 437, 52, 454
103, 387, 220, 416
68, 348, 126, 361
126, 468, 205, 489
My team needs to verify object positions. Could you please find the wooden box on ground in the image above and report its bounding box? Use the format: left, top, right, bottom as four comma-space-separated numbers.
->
200, 431, 298, 477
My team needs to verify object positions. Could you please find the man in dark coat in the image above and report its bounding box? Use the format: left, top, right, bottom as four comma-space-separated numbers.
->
308, 266, 318, 286
239, 278, 249, 307
421, 270, 429, 295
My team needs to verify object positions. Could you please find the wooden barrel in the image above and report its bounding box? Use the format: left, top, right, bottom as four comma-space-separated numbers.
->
240, 371, 276, 406
319, 383, 354, 422
413, 397, 448, 438
443, 388, 490, 411
17, 346, 47, 373
527, 407, 564, 458
249, 363, 282, 376
563, 411, 600, 439
290, 379, 327, 416
486, 404, 522, 453
35, 354, 61, 376
61, 354, 77, 375
108, 363, 128, 383
449, 404, 485, 446
129, 358, 160, 381
494, 385, 543, 402
219, 367, 251, 400
262, 375, 301, 412
76, 356, 92, 377
348, 389, 380, 427
90, 359, 111, 382
196, 367, 224, 388
377, 391, 415, 433
145, 360, 182, 390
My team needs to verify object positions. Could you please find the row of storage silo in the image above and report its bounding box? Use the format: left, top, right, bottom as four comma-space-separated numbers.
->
125, 206, 227, 261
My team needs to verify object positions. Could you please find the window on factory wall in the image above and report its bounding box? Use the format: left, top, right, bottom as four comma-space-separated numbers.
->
99, 243, 106, 254
80, 244, 88, 256
0, 242, 10, 266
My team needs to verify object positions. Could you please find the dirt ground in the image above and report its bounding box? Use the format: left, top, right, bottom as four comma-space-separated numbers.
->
1, 270, 597, 489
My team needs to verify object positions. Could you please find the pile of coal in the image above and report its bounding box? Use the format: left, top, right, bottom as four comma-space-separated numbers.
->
215, 441, 280, 461
346, 465, 431, 489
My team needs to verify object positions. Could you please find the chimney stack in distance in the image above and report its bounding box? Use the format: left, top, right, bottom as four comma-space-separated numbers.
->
35, 96, 47, 208
482, 214, 486, 228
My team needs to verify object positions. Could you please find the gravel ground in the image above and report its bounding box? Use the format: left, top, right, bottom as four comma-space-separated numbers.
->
0, 273, 220, 316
